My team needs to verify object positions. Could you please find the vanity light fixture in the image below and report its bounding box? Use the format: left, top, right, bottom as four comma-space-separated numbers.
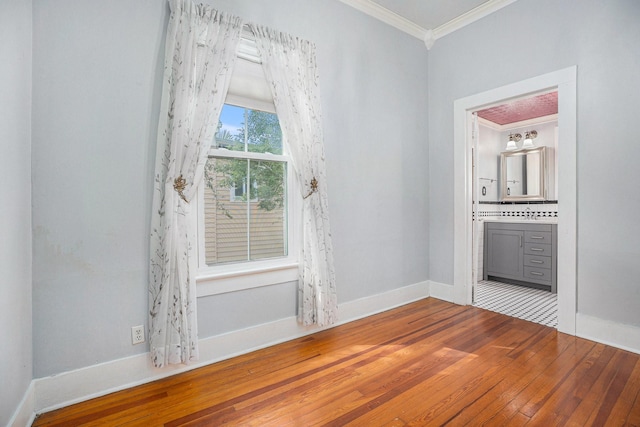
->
505, 133, 521, 151
522, 130, 538, 148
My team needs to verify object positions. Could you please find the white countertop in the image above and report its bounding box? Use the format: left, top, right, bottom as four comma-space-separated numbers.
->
481, 217, 558, 224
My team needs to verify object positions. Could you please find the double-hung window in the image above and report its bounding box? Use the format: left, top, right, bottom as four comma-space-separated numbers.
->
196, 38, 298, 296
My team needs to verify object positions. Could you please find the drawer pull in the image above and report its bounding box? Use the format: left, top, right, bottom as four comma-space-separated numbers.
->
531, 235, 544, 239
530, 247, 544, 252
530, 259, 544, 264
530, 271, 544, 276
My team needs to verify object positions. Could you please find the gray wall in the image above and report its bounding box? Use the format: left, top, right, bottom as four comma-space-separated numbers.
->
0, 0, 33, 423
31, 0, 429, 378
428, 0, 640, 326
11, 0, 640, 416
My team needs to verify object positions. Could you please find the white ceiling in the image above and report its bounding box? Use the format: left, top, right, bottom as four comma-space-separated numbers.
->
339, 0, 517, 48
370, 0, 489, 30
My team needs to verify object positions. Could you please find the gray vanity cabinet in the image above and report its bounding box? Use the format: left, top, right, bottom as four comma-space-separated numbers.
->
485, 228, 524, 280
483, 221, 557, 293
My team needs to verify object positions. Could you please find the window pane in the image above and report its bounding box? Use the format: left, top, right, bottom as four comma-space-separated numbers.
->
214, 104, 245, 151
214, 104, 282, 155
249, 160, 287, 261
203, 157, 287, 266
245, 109, 283, 155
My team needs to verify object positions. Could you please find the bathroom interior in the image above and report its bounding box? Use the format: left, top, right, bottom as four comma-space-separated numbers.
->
472, 90, 559, 328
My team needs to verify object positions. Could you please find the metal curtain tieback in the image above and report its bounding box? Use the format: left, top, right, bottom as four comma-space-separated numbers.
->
173, 174, 188, 203
303, 177, 318, 199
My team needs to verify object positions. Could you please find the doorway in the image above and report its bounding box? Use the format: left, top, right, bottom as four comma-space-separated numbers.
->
471, 92, 559, 327
452, 67, 577, 335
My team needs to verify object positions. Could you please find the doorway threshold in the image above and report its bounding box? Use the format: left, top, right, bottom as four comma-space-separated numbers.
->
474, 279, 557, 328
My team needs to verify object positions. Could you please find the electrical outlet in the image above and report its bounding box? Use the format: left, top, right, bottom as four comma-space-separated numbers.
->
131, 325, 145, 345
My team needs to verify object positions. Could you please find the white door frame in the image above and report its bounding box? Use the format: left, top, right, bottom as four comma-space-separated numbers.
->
453, 66, 577, 335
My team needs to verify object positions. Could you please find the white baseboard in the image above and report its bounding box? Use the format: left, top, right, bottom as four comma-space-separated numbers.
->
428, 280, 454, 302
338, 281, 429, 322
576, 312, 640, 355
8, 382, 35, 427
31, 281, 429, 416
33, 317, 316, 414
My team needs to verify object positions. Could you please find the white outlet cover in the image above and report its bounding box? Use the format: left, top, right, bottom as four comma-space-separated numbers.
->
131, 325, 145, 344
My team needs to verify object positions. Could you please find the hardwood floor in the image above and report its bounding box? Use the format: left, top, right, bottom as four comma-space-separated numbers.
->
33, 298, 640, 426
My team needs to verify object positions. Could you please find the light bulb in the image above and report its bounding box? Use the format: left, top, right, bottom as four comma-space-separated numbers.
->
522, 130, 537, 148
505, 133, 520, 151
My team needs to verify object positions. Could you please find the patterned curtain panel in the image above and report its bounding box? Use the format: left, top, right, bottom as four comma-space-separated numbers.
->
251, 25, 338, 326
149, 0, 243, 368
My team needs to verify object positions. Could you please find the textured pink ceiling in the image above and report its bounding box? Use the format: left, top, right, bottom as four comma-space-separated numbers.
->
477, 92, 558, 125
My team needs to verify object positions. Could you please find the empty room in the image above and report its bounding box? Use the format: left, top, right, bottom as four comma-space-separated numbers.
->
3, 0, 640, 425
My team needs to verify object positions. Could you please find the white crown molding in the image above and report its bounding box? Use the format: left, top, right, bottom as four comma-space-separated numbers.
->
432, 0, 518, 41
423, 29, 436, 50
339, 0, 518, 50
477, 116, 504, 131
338, 0, 427, 40
501, 114, 559, 130
478, 113, 558, 132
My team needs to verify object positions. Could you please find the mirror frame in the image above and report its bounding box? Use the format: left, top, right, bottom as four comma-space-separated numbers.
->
500, 146, 547, 201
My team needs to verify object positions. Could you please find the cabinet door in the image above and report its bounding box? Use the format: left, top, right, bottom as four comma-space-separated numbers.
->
486, 229, 524, 280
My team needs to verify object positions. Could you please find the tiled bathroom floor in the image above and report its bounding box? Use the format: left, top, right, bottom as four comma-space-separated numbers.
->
474, 280, 557, 328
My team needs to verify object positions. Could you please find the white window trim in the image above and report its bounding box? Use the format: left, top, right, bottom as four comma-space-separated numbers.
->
197, 258, 299, 297
194, 103, 301, 298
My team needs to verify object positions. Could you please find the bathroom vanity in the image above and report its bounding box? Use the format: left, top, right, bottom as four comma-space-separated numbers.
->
483, 220, 557, 293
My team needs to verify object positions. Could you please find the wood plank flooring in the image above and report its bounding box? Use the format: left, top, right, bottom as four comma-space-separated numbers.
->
33, 298, 640, 426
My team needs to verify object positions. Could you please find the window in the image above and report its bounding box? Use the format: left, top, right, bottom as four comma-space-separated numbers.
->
195, 51, 299, 296
203, 104, 288, 266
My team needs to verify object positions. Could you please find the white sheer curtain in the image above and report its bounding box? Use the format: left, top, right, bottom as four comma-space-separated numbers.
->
250, 25, 337, 326
149, 0, 243, 368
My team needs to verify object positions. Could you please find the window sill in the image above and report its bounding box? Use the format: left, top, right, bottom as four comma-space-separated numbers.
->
196, 259, 299, 297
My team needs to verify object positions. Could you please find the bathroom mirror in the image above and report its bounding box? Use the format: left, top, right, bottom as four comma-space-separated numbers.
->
500, 146, 547, 201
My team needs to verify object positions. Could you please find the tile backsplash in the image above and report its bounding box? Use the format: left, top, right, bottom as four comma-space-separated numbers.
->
475, 203, 558, 220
